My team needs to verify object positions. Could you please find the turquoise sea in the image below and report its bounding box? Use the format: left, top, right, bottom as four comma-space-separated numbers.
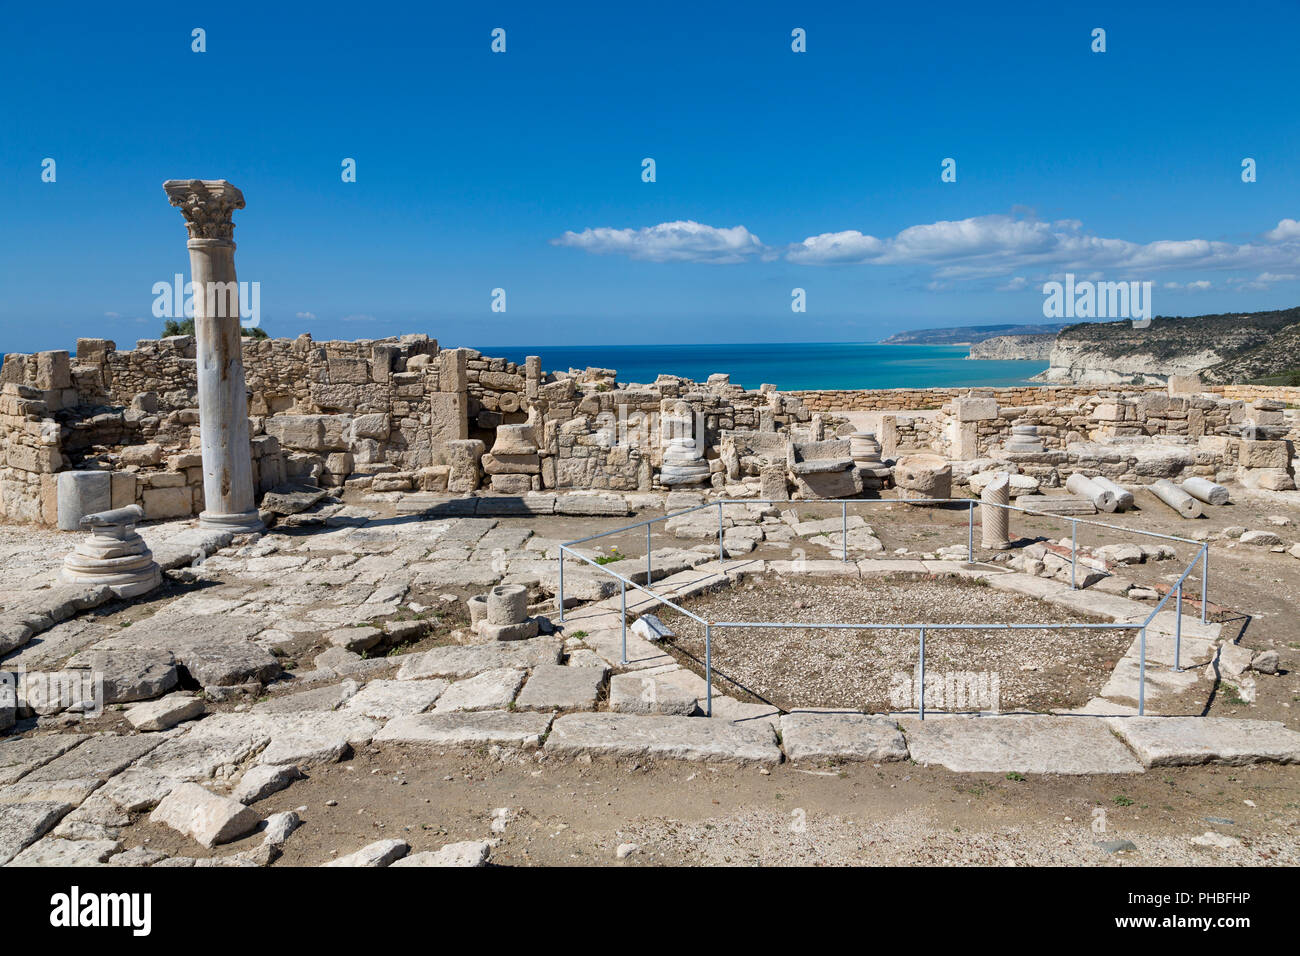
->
481, 343, 1048, 392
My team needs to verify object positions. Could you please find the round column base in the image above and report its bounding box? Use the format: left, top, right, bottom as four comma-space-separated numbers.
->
200, 510, 265, 534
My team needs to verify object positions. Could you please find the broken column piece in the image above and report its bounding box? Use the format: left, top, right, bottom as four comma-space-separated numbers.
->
1180, 476, 1230, 506
1149, 478, 1203, 518
1065, 473, 1118, 513
980, 472, 1011, 550
1090, 475, 1135, 511
61, 504, 162, 598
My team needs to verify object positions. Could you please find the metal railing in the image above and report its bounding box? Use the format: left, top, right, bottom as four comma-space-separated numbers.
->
557, 497, 1211, 718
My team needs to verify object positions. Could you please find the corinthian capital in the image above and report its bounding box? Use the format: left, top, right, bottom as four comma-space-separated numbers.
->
163, 179, 245, 240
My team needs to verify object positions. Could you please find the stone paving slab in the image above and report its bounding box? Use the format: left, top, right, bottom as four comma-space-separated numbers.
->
1105, 717, 1300, 767
339, 679, 447, 719
395, 638, 562, 680
899, 715, 1144, 774
858, 559, 930, 574
766, 560, 859, 577
373, 710, 553, 748
0, 800, 75, 865
0, 734, 88, 785
245, 712, 384, 767
432, 668, 526, 713
102, 613, 281, 688
253, 680, 359, 714
1124, 609, 1222, 643
514, 664, 605, 712
133, 721, 271, 782
1097, 657, 1209, 714
23, 733, 164, 784
609, 671, 699, 715
780, 712, 908, 763
544, 713, 782, 766
6, 835, 121, 867
707, 695, 781, 728
582, 627, 675, 671
0, 777, 101, 806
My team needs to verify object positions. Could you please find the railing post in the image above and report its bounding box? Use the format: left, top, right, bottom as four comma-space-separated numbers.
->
1138, 626, 1147, 716
717, 502, 724, 562
967, 500, 974, 563
646, 524, 652, 587
1070, 519, 1078, 590
1173, 582, 1183, 672
705, 623, 713, 717
620, 578, 627, 666
918, 626, 926, 721
1200, 545, 1209, 623
558, 549, 565, 623
842, 501, 848, 562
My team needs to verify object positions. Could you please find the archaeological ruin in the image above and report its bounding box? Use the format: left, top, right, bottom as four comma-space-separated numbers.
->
2, 181, 1299, 870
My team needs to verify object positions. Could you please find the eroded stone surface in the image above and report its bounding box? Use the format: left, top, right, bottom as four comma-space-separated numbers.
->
780, 712, 908, 762
1106, 717, 1300, 767
900, 715, 1143, 774
340, 679, 446, 719
433, 668, 526, 713
514, 664, 604, 712
396, 638, 561, 680
373, 710, 553, 748
545, 713, 782, 766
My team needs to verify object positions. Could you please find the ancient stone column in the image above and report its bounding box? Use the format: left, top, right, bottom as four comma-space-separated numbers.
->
163, 180, 262, 533
980, 472, 1011, 550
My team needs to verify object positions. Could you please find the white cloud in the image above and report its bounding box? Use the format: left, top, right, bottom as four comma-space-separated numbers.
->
787, 213, 1300, 278
295, 311, 316, 320
341, 313, 375, 322
555, 212, 1300, 284
104, 311, 121, 318
551, 220, 767, 263
1264, 218, 1300, 241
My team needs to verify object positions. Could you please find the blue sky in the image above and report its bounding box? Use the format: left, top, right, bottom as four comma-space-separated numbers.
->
2, 0, 1298, 354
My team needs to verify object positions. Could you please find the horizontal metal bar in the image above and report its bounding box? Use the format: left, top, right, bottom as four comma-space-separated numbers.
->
709, 620, 1141, 631
559, 503, 714, 548
706, 497, 1204, 547
558, 545, 710, 626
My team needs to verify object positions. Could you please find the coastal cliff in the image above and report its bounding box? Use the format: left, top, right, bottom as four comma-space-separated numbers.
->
966, 334, 1055, 361
1033, 308, 1300, 385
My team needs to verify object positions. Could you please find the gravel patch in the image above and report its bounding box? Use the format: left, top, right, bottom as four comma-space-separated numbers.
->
657, 573, 1133, 713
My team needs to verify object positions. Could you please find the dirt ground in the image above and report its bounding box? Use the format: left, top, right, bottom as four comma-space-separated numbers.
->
116, 744, 1299, 866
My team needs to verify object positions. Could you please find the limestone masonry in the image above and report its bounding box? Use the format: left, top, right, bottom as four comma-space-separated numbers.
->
1, 335, 1296, 526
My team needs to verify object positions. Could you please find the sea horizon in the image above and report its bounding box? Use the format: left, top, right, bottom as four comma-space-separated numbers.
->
474, 342, 1048, 392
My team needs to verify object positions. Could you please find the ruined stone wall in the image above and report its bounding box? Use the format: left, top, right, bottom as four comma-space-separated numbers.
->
1216, 384, 1300, 404
2, 333, 1294, 525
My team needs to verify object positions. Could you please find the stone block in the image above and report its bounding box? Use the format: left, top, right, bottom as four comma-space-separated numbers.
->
56, 471, 112, 530
953, 395, 999, 422
142, 486, 194, 520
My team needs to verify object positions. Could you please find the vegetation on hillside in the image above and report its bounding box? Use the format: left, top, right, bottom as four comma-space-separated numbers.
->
1054, 307, 1300, 364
